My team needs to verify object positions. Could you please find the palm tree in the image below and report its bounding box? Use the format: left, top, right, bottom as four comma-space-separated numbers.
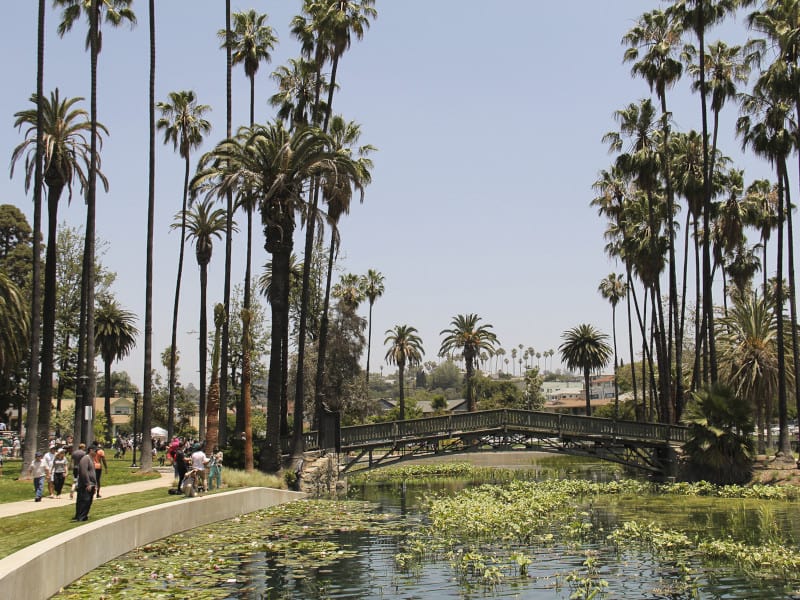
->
717, 292, 779, 455
360, 269, 384, 387
559, 324, 612, 417
157, 89, 211, 441
11, 90, 107, 454
439, 314, 499, 412
0, 272, 30, 380
384, 325, 423, 420
192, 122, 362, 470
94, 299, 137, 442
737, 81, 794, 459
54, 0, 136, 448
223, 9, 277, 127
511, 348, 518, 376
179, 199, 228, 440
220, 0, 233, 452
240, 308, 254, 471
141, 0, 155, 472
599, 273, 627, 418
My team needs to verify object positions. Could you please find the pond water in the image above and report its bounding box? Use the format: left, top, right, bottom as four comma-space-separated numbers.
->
58, 456, 800, 599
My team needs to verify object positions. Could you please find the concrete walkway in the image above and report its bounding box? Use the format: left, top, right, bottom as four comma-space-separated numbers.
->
0, 471, 174, 519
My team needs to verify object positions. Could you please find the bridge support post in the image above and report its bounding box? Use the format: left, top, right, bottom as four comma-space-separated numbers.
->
652, 446, 679, 481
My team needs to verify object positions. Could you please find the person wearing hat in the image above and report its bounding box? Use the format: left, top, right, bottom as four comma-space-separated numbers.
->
73, 445, 97, 522
44, 443, 56, 499
190, 443, 209, 494
28, 451, 50, 502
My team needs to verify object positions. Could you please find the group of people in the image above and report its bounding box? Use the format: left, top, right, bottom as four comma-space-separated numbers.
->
27, 440, 107, 521
166, 438, 223, 495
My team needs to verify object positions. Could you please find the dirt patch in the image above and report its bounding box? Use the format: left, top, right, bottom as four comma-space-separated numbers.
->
750, 456, 800, 486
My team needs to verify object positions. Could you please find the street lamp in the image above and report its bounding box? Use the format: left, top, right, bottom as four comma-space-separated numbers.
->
131, 392, 140, 468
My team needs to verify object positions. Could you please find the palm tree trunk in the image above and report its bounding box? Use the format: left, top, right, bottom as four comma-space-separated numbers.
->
24, 0, 45, 472
612, 304, 619, 419
782, 169, 800, 445
775, 158, 791, 457
625, 265, 639, 420
219, 0, 233, 450
140, 0, 156, 472
199, 264, 208, 441
399, 363, 406, 420
366, 301, 374, 388
104, 359, 112, 441
465, 353, 476, 412
167, 155, 190, 441
314, 236, 338, 431
583, 367, 591, 417
242, 309, 253, 471
38, 183, 64, 454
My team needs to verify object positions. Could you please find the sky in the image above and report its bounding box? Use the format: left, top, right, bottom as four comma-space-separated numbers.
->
0, 1, 783, 389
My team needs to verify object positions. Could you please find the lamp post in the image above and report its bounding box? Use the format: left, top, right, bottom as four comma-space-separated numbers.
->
131, 392, 140, 468
79, 375, 89, 444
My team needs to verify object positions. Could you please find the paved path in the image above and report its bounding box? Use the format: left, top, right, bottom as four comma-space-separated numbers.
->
0, 471, 174, 519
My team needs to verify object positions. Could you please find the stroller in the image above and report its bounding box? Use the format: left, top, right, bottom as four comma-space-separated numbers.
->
180, 467, 205, 497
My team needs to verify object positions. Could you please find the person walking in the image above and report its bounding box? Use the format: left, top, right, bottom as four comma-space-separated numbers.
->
73, 446, 97, 522
93, 443, 108, 498
70, 443, 86, 500
190, 444, 209, 494
28, 451, 49, 502
43, 443, 56, 498
52, 448, 68, 498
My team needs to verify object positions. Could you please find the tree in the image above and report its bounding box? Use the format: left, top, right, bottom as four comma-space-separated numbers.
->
179, 199, 228, 440
598, 273, 627, 418
360, 268, 384, 387
439, 314, 499, 412
55, 0, 136, 449
384, 325, 423, 421
94, 298, 137, 442
0, 272, 29, 382
559, 324, 612, 417
11, 90, 107, 454
157, 89, 211, 441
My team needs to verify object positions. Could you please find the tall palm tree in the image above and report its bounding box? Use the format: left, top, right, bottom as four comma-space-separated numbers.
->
220, 0, 233, 451
439, 314, 499, 412
737, 81, 794, 459
745, 179, 779, 296
157, 90, 211, 441
11, 90, 107, 454
384, 325, 423, 420
312, 116, 373, 431
192, 122, 361, 470
223, 9, 277, 127
623, 8, 684, 419
23, 0, 46, 470
54, 0, 135, 447
94, 298, 137, 442
179, 199, 228, 440
599, 274, 628, 418
360, 269, 384, 388
141, 0, 155, 472
559, 324, 612, 417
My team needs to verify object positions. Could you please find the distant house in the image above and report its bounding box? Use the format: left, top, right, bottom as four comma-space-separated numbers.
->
378, 398, 468, 416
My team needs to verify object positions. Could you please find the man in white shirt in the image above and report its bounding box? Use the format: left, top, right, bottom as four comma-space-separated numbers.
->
43, 443, 56, 499
190, 444, 209, 493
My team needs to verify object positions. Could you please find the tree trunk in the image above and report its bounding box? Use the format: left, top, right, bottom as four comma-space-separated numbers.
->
140, 0, 156, 472
242, 309, 253, 471
398, 363, 406, 420
199, 263, 208, 440
584, 367, 591, 417
104, 359, 112, 442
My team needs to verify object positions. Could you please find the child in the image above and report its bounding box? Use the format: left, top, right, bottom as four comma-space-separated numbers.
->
28, 451, 50, 502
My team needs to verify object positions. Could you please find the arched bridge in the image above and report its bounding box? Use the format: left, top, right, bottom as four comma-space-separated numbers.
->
302, 409, 690, 477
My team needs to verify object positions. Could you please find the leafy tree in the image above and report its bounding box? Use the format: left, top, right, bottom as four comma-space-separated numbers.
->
384, 325, 424, 420
598, 273, 627, 417
0, 205, 33, 289
429, 359, 461, 391
523, 367, 546, 410
157, 89, 211, 441
559, 324, 612, 416
473, 374, 523, 409
439, 314, 499, 412
0, 272, 29, 385
94, 298, 137, 442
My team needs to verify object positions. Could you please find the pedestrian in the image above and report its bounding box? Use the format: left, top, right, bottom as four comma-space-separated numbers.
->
28, 451, 49, 502
12, 437, 20, 458
70, 443, 86, 500
52, 449, 68, 498
93, 442, 108, 498
190, 444, 209, 493
173, 444, 188, 491
43, 443, 56, 498
208, 446, 223, 490
73, 446, 97, 522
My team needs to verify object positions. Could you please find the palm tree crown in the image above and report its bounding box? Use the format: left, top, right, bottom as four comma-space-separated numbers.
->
384, 324, 424, 421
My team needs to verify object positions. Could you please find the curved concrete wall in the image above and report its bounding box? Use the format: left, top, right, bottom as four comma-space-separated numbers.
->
0, 487, 303, 600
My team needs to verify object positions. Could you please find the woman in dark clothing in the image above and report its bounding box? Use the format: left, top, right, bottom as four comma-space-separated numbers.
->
174, 447, 188, 490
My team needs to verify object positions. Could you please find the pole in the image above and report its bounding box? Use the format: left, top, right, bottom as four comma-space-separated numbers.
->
131, 392, 139, 468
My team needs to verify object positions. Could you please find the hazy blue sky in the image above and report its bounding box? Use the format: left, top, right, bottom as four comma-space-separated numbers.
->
1, 1, 779, 388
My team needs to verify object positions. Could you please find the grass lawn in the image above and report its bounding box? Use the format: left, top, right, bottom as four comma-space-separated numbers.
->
0, 456, 161, 503
0, 488, 187, 559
